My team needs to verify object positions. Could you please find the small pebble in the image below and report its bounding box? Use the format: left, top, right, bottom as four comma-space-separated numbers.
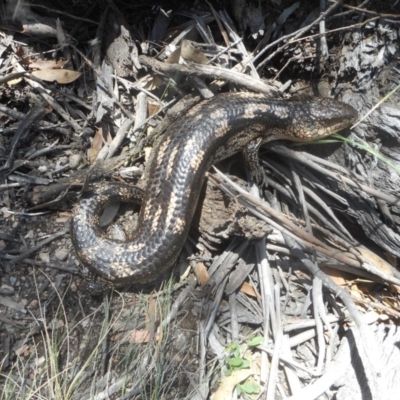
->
55, 249, 69, 261
69, 154, 83, 169
0, 284, 14, 294
39, 252, 50, 263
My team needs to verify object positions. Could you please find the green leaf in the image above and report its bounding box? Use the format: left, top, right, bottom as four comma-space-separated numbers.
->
227, 357, 244, 368
236, 384, 242, 395
224, 369, 232, 377
333, 134, 400, 174
240, 381, 255, 394
247, 336, 264, 347
226, 342, 238, 352
240, 381, 261, 394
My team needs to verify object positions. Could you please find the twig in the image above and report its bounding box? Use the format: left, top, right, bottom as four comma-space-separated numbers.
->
210, 169, 400, 287
342, 4, 400, 18
7, 230, 69, 266
319, 0, 329, 57
29, 78, 82, 131
139, 55, 277, 96
29, 3, 99, 24
0, 71, 27, 85
270, 145, 400, 206
266, 284, 283, 400
287, 334, 352, 400
252, 0, 342, 69
0, 103, 69, 135
0, 105, 45, 171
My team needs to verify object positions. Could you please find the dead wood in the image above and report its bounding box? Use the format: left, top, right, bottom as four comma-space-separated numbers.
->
0, 1, 399, 399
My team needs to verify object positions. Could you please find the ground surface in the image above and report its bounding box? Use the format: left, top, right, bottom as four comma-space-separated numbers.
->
0, 1, 400, 399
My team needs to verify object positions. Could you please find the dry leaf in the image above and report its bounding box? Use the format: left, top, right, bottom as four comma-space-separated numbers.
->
7, 73, 24, 86
166, 40, 209, 65
21, 19, 58, 37
144, 146, 152, 162
194, 262, 209, 285
364, 311, 380, 324
356, 246, 400, 294
166, 45, 181, 64
89, 128, 104, 163
214, 368, 255, 400
148, 101, 161, 116
181, 40, 209, 64
31, 69, 81, 84
141, 74, 161, 91
356, 247, 395, 276
110, 329, 159, 343
321, 265, 355, 286
350, 284, 364, 300
15, 344, 30, 357
29, 59, 69, 70
240, 282, 257, 297
128, 329, 153, 343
